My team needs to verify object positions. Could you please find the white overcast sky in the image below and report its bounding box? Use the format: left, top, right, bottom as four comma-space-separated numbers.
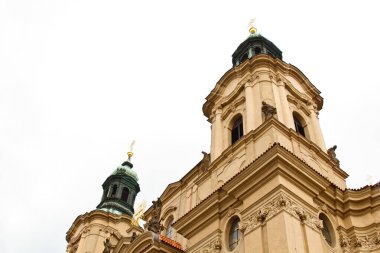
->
1, 0, 380, 252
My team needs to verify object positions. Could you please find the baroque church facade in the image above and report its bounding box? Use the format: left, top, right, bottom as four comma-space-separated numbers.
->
66, 25, 380, 253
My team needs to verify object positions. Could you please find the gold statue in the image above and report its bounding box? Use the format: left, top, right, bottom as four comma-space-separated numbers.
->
132, 200, 146, 227
248, 18, 257, 34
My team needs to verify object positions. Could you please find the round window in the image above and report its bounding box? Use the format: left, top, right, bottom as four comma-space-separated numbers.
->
228, 218, 241, 251
319, 213, 335, 247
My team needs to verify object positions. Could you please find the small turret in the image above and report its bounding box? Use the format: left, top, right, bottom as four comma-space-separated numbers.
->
96, 149, 140, 215
232, 20, 282, 67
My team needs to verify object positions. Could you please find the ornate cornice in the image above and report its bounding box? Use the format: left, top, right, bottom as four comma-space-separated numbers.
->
203, 55, 323, 119
338, 225, 380, 252
66, 209, 133, 242
240, 193, 322, 235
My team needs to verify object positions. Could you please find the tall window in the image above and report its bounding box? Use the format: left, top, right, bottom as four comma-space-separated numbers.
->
165, 216, 174, 239
229, 218, 241, 250
293, 114, 306, 137
121, 187, 129, 202
319, 213, 335, 247
231, 116, 244, 145
111, 184, 118, 197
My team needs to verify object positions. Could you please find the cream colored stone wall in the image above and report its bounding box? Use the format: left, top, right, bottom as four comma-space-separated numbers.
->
66, 211, 140, 253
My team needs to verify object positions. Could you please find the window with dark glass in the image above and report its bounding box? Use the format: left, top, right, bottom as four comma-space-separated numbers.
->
121, 187, 129, 202
319, 213, 335, 247
231, 117, 244, 145
293, 116, 305, 137
229, 218, 241, 250
254, 47, 261, 55
111, 184, 118, 197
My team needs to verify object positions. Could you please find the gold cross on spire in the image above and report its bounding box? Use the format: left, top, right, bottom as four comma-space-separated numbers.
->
127, 140, 135, 161
248, 18, 257, 34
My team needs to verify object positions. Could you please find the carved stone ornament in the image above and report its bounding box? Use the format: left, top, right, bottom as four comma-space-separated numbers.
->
103, 238, 111, 253
257, 209, 269, 223
193, 237, 223, 253
212, 236, 222, 252
261, 101, 277, 120
199, 151, 210, 173
227, 207, 240, 217
327, 145, 340, 166
338, 230, 380, 251
339, 233, 350, 248
130, 232, 137, 243
146, 198, 163, 233
241, 193, 322, 234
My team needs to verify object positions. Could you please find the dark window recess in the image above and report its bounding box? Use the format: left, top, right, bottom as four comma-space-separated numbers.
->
121, 187, 129, 202
254, 47, 261, 55
240, 53, 249, 63
321, 219, 332, 246
294, 116, 305, 137
111, 185, 118, 197
229, 219, 241, 250
102, 188, 109, 200
319, 213, 334, 247
232, 117, 244, 145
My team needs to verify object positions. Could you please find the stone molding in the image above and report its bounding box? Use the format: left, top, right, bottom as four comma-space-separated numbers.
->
240, 193, 322, 234
190, 235, 222, 253
338, 227, 380, 252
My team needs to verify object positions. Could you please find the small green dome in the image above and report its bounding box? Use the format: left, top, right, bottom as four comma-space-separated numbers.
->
112, 164, 139, 181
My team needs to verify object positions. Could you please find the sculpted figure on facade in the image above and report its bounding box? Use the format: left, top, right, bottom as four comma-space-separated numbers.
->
199, 151, 210, 173
130, 232, 137, 243
261, 101, 277, 120
327, 145, 340, 166
146, 198, 163, 233
103, 238, 111, 253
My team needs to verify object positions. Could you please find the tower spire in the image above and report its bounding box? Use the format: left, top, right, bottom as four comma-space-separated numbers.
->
248, 18, 257, 34
128, 140, 135, 162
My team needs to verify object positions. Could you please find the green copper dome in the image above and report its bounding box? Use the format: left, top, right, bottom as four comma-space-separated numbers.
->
96, 159, 140, 216
112, 163, 139, 181
232, 32, 282, 67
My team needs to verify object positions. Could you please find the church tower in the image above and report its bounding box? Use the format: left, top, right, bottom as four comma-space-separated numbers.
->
66, 152, 143, 253
67, 23, 380, 253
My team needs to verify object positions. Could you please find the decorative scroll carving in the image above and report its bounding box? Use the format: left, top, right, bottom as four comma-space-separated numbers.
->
242, 193, 322, 234
262, 102, 277, 120
146, 198, 163, 233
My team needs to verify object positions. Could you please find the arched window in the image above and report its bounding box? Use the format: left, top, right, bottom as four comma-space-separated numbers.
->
165, 216, 174, 238
254, 47, 261, 55
319, 213, 335, 247
240, 53, 249, 63
231, 116, 244, 145
293, 113, 306, 137
121, 187, 129, 202
229, 218, 241, 250
111, 184, 118, 197
102, 188, 109, 201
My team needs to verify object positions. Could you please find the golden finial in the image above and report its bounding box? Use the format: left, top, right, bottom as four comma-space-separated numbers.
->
128, 140, 135, 161
248, 18, 257, 34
